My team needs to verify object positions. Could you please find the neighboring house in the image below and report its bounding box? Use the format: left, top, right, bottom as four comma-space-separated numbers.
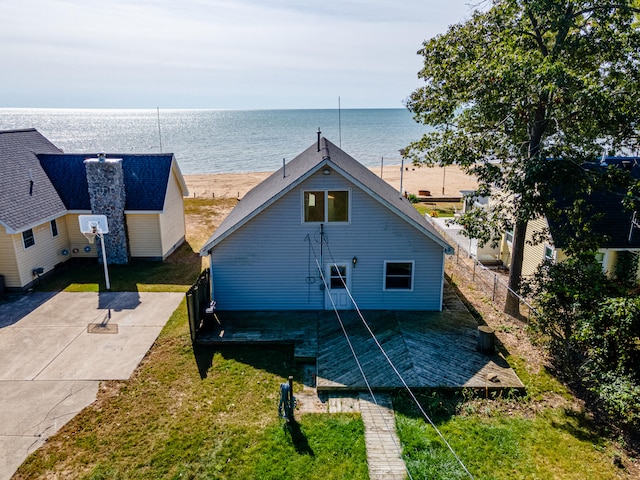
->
459, 158, 640, 281
199, 137, 454, 311
0, 128, 188, 290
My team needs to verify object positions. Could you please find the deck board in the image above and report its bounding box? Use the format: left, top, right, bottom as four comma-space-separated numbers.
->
196, 283, 523, 390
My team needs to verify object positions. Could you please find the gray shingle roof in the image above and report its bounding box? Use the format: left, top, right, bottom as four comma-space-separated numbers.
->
0, 129, 67, 233
200, 137, 453, 255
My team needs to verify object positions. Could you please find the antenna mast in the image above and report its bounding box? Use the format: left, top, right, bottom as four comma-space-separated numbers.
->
157, 107, 163, 153
338, 96, 342, 148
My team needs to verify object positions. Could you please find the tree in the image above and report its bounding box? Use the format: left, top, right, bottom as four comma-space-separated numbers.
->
405, 0, 640, 315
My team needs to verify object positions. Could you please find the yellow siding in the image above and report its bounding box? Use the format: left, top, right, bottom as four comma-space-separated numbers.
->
127, 214, 162, 258
13, 218, 71, 288
521, 217, 550, 277
64, 214, 99, 258
0, 228, 20, 288
159, 168, 186, 258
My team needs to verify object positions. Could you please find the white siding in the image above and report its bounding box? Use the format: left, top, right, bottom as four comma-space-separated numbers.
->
210, 171, 446, 311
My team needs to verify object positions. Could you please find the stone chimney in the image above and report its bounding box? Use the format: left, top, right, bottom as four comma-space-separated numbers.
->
84, 155, 129, 264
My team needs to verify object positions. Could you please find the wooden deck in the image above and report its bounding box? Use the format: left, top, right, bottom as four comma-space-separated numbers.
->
197, 283, 523, 391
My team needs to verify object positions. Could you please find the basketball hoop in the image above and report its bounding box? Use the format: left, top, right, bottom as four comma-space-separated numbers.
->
78, 215, 111, 290
83, 224, 99, 244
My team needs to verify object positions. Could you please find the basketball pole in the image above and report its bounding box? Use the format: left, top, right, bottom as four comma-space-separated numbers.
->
99, 233, 111, 290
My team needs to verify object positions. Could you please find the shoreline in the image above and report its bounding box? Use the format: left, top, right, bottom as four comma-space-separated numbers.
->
183, 164, 478, 199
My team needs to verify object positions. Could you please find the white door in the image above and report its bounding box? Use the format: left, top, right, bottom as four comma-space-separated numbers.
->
325, 262, 352, 310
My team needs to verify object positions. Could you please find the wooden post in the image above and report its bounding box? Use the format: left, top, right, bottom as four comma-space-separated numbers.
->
477, 325, 495, 354
288, 376, 294, 421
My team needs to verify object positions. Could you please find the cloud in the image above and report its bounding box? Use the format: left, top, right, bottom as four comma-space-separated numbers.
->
0, 0, 474, 108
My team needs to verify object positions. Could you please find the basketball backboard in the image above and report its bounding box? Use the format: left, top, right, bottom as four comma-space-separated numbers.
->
79, 215, 109, 244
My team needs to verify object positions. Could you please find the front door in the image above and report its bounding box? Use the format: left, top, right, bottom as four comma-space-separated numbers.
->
325, 262, 352, 310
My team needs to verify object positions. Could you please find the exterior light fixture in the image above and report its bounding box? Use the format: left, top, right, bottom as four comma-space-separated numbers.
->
352, 256, 358, 268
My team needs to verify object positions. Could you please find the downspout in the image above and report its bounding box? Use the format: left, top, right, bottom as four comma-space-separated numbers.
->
209, 252, 215, 305
440, 249, 445, 312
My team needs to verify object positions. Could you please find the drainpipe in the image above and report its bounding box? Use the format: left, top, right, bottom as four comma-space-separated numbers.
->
209, 253, 215, 305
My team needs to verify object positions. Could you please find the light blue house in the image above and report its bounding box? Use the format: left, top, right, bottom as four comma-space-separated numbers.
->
199, 137, 453, 311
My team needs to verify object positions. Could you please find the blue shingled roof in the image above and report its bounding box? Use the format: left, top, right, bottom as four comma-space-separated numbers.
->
548, 157, 640, 249
38, 153, 175, 211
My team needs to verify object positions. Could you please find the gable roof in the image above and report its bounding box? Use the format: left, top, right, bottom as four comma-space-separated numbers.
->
0, 129, 67, 233
200, 137, 453, 255
38, 153, 188, 211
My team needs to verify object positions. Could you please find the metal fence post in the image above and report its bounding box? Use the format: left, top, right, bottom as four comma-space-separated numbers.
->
492, 274, 497, 301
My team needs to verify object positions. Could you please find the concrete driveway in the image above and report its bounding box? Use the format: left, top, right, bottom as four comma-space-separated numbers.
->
0, 291, 184, 480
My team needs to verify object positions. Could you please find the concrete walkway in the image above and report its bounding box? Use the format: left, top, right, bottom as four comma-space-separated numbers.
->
0, 291, 184, 480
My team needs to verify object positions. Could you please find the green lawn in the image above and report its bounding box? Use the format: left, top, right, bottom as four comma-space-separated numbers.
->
15, 302, 368, 479
12, 197, 637, 478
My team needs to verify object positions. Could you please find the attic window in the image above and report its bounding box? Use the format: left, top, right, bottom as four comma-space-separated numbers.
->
543, 245, 554, 262
303, 190, 349, 223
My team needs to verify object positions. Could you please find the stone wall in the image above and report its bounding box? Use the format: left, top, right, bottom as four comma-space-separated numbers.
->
84, 157, 129, 264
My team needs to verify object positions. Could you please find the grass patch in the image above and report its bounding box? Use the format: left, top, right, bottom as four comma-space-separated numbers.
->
33, 244, 201, 293
394, 391, 628, 480
15, 302, 368, 479
414, 201, 460, 217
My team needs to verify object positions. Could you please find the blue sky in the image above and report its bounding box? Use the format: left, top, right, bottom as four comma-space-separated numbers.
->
0, 0, 476, 109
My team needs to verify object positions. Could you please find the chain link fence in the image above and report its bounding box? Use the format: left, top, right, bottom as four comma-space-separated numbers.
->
430, 217, 537, 319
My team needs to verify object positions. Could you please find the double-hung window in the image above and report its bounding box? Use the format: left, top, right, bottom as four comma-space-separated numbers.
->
304, 190, 349, 223
505, 226, 514, 245
22, 229, 35, 249
384, 261, 414, 290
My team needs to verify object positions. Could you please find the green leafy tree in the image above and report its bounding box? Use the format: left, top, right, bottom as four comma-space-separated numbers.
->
525, 255, 614, 365
405, 0, 640, 315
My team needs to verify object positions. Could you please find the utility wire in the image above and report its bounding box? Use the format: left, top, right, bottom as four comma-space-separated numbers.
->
323, 242, 475, 480
309, 241, 414, 480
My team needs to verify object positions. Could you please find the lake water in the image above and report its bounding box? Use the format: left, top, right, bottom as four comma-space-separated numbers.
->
0, 108, 430, 175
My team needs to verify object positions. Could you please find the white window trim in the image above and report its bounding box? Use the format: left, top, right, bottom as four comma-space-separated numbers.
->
301, 189, 351, 224
543, 244, 555, 262
383, 260, 415, 292
505, 228, 514, 246
595, 250, 608, 272
22, 229, 35, 249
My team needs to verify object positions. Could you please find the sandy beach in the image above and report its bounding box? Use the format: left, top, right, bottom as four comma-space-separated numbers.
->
184, 164, 478, 199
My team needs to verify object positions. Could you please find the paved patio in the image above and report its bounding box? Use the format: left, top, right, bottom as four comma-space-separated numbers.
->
197, 282, 524, 391
0, 291, 184, 480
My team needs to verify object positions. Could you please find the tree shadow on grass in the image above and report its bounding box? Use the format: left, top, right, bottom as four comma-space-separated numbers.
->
284, 420, 315, 456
